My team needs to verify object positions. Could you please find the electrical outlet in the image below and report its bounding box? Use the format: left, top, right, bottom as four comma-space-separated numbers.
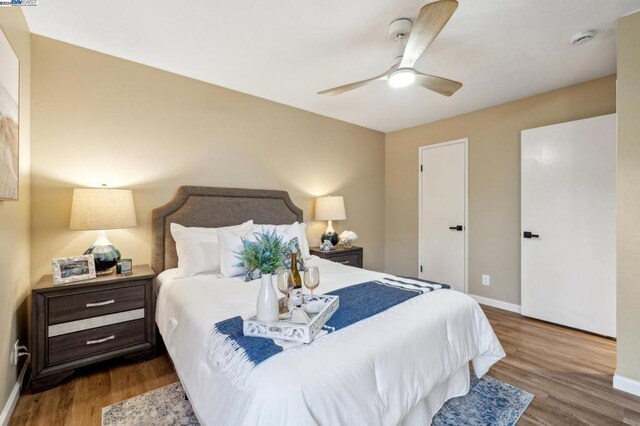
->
11, 340, 19, 366
482, 274, 490, 286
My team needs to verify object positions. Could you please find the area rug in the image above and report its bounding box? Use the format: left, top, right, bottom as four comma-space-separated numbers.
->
102, 374, 533, 425
431, 374, 534, 425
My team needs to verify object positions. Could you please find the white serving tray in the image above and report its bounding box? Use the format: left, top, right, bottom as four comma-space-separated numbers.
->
243, 294, 339, 344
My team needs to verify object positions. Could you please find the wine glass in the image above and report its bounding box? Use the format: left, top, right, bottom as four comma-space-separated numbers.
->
276, 270, 293, 313
303, 266, 320, 300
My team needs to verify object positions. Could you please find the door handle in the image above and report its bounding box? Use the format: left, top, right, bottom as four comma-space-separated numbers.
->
449, 225, 464, 231
523, 231, 540, 239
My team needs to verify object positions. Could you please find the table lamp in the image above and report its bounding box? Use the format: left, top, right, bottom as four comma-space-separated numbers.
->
315, 195, 346, 247
70, 187, 137, 275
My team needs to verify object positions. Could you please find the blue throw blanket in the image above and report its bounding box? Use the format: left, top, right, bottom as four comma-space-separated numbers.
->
206, 277, 449, 387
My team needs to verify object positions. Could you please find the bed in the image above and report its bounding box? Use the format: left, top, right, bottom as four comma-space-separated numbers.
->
153, 186, 505, 425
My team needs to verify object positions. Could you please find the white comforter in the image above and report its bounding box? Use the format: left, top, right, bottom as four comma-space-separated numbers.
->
156, 256, 505, 426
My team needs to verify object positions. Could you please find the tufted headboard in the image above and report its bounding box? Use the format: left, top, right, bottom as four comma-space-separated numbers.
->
151, 186, 303, 273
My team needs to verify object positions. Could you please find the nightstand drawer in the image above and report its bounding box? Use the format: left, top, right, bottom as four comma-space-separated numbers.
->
48, 319, 145, 365
48, 284, 145, 324
330, 253, 361, 267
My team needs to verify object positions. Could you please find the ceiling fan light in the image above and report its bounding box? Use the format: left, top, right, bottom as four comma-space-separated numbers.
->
388, 68, 416, 88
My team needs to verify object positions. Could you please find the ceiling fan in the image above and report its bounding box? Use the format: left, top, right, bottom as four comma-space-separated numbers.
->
318, 0, 462, 97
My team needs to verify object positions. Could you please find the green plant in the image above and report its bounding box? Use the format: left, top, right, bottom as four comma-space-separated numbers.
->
236, 230, 288, 277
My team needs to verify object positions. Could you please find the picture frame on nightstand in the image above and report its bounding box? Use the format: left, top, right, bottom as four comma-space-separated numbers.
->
52, 254, 96, 285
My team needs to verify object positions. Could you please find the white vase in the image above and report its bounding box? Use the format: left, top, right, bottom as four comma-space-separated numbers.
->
256, 273, 279, 322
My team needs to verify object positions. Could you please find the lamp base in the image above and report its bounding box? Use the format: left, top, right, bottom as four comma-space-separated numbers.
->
84, 231, 121, 274
321, 232, 339, 246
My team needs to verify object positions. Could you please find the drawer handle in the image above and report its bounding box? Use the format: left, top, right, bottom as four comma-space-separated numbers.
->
86, 299, 115, 308
86, 335, 115, 345
339, 260, 350, 264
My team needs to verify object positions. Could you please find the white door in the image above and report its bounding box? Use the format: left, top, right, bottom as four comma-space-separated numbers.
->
419, 139, 467, 292
521, 114, 616, 337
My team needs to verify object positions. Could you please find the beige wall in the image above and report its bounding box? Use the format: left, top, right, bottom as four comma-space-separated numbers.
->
30, 36, 385, 280
616, 11, 640, 384
385, 75, 616, 304
0, 8, 30, 416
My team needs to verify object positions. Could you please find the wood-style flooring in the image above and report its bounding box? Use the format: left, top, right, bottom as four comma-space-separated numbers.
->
10, 306, 640, 425
484, 306, 640, 425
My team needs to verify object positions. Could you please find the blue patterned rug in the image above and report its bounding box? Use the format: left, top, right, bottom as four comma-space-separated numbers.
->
433, 374, 533, 425
102, 374, 533, 425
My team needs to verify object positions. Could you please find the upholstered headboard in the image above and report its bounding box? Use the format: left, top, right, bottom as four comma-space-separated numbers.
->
151, 186, 303, 273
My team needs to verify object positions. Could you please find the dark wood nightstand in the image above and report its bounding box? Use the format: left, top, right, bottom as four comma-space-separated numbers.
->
309, 245, 363, 268
31, 264, 156, 391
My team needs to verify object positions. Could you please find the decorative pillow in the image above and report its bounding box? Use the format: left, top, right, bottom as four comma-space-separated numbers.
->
170, 220, 253, 277
225, 223, 306, 278
257, 222, 302, 246
257, 222, 307, 268
218, 227, 256, 278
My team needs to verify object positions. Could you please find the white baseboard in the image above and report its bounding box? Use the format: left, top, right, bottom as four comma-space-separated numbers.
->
0, 381, 21, 426
614, 373, 640, 397
469, 294, 521, 314
0, 360, 28, 426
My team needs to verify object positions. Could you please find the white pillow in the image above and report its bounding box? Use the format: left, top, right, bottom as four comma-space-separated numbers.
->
218, 227, 257, 277
298, 223, 311, 260
221, 223, 308, 278
259, 222, 301, 244
254, 222, 312, 260
170, 220, 253, 277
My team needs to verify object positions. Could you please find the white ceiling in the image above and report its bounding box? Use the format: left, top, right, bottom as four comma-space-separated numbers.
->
23, 0, 640, 132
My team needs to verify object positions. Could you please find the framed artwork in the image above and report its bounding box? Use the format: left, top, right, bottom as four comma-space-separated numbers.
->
0, 27, 19, 200
52, 255, 97, 286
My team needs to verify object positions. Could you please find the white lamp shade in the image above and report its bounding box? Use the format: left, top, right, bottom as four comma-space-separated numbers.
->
70, 188, 137, 230
315, 196, 346, 221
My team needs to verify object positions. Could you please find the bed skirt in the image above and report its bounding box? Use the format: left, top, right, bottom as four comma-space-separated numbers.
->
401, 364, 470, 425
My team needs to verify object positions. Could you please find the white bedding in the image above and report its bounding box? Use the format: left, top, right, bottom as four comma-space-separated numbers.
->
156, 257, 505, 425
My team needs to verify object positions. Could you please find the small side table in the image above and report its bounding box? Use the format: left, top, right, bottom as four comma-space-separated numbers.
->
31, 264, 156, 391
309, 245, 363, 268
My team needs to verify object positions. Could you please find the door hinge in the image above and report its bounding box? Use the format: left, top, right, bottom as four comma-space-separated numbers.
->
420, 165, 423, 172
420, 265, 423, 273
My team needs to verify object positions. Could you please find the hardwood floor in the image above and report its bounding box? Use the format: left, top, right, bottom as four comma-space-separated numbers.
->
484, 306, 640, 425
9, 306, 640, 425
9, 355, 178, 426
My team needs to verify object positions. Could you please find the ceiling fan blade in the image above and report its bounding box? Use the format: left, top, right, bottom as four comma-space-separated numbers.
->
318, 63, 398, 96
399, 0, 458, 70
414, 72, 462, 96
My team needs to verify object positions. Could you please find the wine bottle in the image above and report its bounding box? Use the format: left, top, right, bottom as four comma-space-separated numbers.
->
289, 251, 302, 289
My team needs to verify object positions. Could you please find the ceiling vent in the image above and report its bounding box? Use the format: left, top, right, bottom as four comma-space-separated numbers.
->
571, 30, 595, 46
